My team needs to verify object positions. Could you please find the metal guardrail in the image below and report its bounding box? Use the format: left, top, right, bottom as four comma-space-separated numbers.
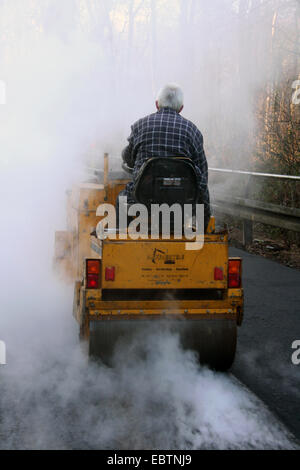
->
83, 162, 300, 244
209, 168, 300, 181
209, 167, 300, 244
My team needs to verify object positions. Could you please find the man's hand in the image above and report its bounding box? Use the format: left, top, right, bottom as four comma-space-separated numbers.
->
122, 143, 135, 169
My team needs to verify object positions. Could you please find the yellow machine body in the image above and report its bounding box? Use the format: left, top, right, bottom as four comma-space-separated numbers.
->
54, 156, 244, 370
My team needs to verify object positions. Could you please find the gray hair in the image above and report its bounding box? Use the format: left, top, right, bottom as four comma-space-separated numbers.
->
157, 83, 184, 112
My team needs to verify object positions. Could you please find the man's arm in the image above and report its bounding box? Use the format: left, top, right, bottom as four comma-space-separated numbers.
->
191, 129, 211, 222
122, 127, 135, 169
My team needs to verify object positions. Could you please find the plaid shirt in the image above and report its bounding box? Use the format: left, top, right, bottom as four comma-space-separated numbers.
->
122, 107, 210, 217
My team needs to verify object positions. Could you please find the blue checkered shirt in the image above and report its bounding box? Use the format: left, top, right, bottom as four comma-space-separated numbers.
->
122, 107, 210, 217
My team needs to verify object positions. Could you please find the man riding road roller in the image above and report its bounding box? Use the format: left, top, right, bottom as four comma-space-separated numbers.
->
54, 84, 244, 371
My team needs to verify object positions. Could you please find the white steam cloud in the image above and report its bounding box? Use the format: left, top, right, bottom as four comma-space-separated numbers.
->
0, 290, 296, 449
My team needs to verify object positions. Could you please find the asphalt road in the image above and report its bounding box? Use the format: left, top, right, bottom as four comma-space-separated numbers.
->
230, 247, 300, 441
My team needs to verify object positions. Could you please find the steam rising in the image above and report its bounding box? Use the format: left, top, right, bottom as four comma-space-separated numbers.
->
0, 0, 298, 450
0, 288, 296, 449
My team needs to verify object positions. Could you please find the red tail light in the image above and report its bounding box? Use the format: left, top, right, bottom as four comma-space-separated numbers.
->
105, 266, 115, 282
228, 260, 241, 288
214, 267, 224, 281
86, 259, 100, 289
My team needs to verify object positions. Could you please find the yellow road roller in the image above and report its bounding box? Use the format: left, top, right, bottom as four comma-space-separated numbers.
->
54, 154, 244, 371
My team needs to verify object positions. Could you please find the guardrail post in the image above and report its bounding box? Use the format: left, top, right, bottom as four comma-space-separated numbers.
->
242, 176, 253, 246
243, 218, 253, 246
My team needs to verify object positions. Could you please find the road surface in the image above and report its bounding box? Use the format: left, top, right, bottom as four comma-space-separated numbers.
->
230, 247, 300, 441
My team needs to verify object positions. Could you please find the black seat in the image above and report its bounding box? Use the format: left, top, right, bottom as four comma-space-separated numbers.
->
133, 157, 199, 207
